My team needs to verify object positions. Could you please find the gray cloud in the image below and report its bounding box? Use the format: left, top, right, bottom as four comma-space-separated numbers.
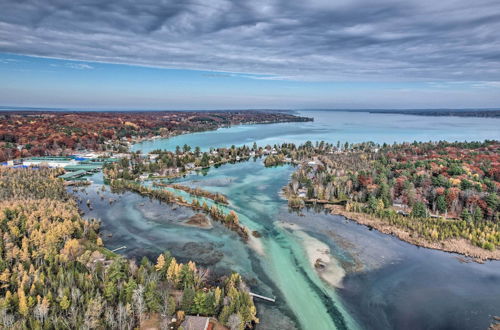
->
0, 0, 499, 81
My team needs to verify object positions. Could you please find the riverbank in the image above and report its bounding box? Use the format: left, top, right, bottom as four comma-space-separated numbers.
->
109, 178, 250, 240
325, 205, 500, 261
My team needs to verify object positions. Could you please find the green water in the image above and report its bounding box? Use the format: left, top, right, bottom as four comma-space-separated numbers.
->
78, 159, 500, 330
77, 111, 500, 329
165, 162, 357, 329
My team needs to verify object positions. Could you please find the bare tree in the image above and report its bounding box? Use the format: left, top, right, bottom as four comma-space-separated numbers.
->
105, 305, 117, 328
117, 303, 128, 330
0, 308, 15, 328
132, 284, 146, 325
33, 300, 49, 324
83, 295, 103, 329
227, 313, 242, 330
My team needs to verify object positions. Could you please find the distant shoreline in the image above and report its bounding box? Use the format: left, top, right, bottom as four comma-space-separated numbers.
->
367, 109, 500, 118
296, 108, 500, 118
1, 106, 499, 118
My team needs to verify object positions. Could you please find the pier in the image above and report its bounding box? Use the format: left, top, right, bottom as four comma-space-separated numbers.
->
111, 246, 126, 252
249, 292, 276, 303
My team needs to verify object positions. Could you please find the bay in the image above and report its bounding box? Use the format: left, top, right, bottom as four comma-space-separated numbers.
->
132, 110, 500, 153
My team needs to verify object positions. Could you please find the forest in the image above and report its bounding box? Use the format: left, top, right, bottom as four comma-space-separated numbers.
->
0, 167, 257, 329
0, 110, 311, 162
280, 140, 499, 251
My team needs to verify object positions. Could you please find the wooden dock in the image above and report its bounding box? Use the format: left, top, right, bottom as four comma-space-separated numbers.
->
111, 246, 126, 252
249, 292, 276, 303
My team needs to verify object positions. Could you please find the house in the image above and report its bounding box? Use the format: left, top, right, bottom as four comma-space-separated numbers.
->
397, 210, 410, 217
83, 152, 99, 159
298, 188, 307, 198
180, 316, 210, 330
392, 203, 406, 209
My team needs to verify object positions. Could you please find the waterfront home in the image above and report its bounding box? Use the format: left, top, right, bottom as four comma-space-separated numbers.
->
179, 316, 210, 330
298, 188, 307, 198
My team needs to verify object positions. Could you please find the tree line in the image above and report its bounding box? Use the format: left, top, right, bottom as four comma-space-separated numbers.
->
0, 167, 257, 329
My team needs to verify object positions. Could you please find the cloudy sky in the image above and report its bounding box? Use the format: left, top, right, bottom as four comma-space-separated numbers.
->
0, 0, 499, 109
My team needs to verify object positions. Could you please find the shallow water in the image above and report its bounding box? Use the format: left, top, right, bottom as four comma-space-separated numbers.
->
82, 111, 500, 329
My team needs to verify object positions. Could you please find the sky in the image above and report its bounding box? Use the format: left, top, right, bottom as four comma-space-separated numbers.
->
0, 0, 499, 109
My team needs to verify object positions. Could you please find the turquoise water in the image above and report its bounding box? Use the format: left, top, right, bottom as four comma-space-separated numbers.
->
78, 162, 358, 330
79, 111, 500, 330
132, 110, 500, 152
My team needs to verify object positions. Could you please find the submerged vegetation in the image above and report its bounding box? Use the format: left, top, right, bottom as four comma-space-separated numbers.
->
0, 167, 257, 328
109, 179, 248, 240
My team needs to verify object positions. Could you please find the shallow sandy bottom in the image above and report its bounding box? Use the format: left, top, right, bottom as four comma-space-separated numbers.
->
248, 234, 266, 256
279, 222, 346, 288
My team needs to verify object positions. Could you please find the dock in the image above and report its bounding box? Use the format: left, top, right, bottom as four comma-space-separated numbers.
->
111, 246, 126, 252
249, 292, 276, 303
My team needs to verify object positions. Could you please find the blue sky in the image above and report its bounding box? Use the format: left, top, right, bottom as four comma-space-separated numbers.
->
1, 53, 499, 110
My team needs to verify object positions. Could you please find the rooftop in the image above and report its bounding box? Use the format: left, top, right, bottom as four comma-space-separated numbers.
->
64, 164, 101, 172
180, 316, 209, 330
59, 170, 87, 180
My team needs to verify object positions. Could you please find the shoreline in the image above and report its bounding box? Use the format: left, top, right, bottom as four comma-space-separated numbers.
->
325, 205, 500, 262
130, 117, 313, 149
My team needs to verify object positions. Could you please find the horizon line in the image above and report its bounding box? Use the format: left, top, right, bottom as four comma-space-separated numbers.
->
1, 106, 499, 113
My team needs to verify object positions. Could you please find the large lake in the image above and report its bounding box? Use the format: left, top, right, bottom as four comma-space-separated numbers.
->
132, 110, 500, 152
82, 111, 500, 330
